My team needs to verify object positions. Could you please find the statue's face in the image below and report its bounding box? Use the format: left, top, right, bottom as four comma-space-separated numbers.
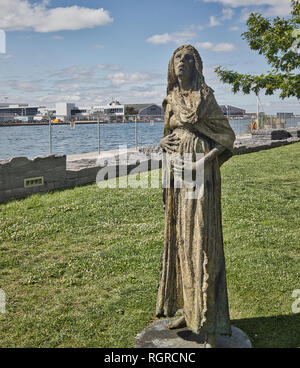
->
173, 48, 195, 82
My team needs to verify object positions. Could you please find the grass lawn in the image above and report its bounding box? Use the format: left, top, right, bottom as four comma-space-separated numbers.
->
0, 143, 299, 348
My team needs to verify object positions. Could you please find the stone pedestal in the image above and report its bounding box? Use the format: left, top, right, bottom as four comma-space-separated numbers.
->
135, 318, 252, 348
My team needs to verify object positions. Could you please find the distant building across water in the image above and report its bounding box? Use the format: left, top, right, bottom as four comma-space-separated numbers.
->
220, 105, 246, 117
0, 100, 262, 124
55, 100, 164, 122
277, 112, 294, 119
0, 103, 39, 122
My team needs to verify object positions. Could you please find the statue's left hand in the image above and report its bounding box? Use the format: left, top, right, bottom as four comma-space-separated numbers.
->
160, 132, 180, 154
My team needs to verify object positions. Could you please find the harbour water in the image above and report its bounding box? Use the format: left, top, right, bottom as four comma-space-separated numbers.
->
0, 119, 297, 160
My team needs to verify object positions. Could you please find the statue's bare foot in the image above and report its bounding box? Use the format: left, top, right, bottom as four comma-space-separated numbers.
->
204, 333, 216, 348
167, 316, 186, 329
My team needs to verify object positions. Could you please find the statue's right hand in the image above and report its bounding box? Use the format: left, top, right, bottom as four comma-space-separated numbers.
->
160, 133, 180, 154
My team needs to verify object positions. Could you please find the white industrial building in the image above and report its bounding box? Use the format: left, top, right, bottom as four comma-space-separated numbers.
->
0, 100, 246, 123
55, 102, 123, 121
64, 100, 126, 121
92, 100, 125, 120
55, 103, 76, 120
0, 103, 39, 122
54, 100, 163, 121
33, 107, 55, 121
55, 103, 89, 121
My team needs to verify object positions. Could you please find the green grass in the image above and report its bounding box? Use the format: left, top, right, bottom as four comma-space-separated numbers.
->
0, 143, 299, 347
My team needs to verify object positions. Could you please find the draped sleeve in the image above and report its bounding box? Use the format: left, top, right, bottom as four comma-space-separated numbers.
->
193, 88, 236, 166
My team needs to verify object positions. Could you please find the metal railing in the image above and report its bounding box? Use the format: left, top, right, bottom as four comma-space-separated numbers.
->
1, 113, 299, 158
229, 115, 300, 136
48, 114, 165, 155
48, 114, 300, 155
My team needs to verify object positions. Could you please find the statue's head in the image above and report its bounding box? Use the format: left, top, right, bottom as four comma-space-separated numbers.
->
167, 44, 204, 94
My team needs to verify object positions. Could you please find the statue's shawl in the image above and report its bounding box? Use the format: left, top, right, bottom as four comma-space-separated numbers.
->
163, 85, 236, 164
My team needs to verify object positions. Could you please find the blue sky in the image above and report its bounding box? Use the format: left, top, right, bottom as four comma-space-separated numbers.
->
0, 0, 299, 114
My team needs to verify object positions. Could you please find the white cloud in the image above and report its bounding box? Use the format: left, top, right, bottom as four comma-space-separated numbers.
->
128, 89, 165, 101
49, 64, 121, 82
229, 26, 240, 31
146, 33, 172, 45
0, 0, 113, 32
240, 8, 251, 22
212, 42, 237, 52
196, 41, 237, 52
51, 66, 95, 80
107, 72, 152, 86
95, 64, 121, 71
209, 16, 221, 27
221, 8, 234, 20
54, 81, 81, 93
147, 8, 236, 46
146, 30, 197, 45
0, 79, 43, 92
207, 8, 234, 28
0, 64, 166, 106
203, 0, 292, 16
264, 1, 291, 16
197, 42, 214, 50
52, 35, 63, 40
55, 94, 81, 102
0, 29, 6, 53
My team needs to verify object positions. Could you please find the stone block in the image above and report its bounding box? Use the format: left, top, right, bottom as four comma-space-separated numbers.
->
252, 129, 291, 140
286, 128, 300, 138
0, 155, 66, 201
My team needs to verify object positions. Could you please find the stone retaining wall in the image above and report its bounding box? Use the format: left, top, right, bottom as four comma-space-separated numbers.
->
0, 129, 299, 203
0, 154, 161, 203
0, 155, 66, 203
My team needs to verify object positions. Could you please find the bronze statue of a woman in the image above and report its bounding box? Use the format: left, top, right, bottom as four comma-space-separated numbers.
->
156, 45, 236, 348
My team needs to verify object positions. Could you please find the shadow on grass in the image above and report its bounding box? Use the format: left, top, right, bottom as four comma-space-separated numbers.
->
232, 314, 300, 348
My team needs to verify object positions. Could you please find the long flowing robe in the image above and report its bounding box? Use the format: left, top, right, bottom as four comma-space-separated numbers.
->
156, 85, 235, 336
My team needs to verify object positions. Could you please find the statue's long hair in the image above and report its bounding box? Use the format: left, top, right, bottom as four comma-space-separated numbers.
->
166, 44, 206, 95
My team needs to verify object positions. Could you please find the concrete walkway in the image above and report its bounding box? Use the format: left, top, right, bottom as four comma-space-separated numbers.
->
66, 146, 153, 171
67, 147, 139, 161
67, 134, 252, 162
